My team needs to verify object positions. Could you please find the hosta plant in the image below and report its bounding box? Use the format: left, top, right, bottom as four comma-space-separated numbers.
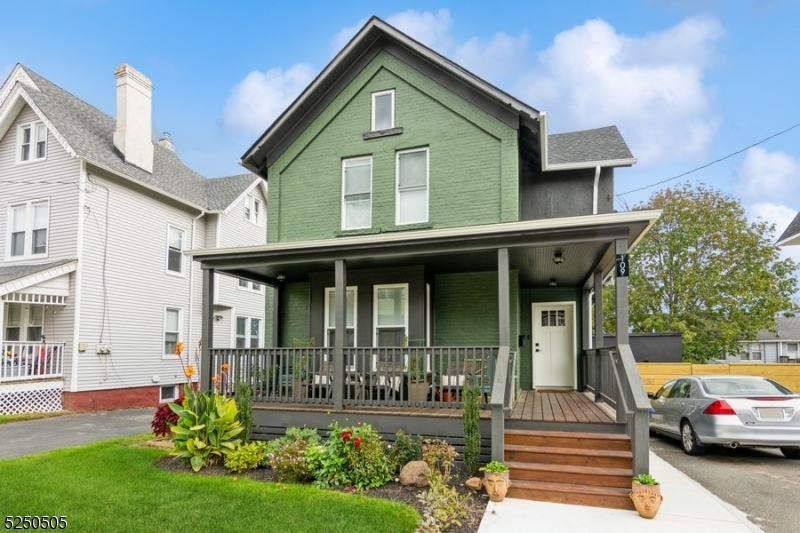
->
169, 384, 244, 471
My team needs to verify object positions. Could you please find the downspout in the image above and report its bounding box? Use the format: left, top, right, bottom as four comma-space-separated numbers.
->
188, 211, 206, 358
592, 165, 601, 215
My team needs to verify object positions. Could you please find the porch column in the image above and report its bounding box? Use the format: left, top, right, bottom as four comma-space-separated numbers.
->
497, 248, 510, 348
333, 259, 347, 411
0, 302, 5, 361
593, 269, 603, 402
614, 238, 629, 345
201, 268, 215, 392
581, 289, 591, 391
271, 284, 280, 348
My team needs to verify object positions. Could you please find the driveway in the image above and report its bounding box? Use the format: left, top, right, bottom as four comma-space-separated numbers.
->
0, 409, 152, 460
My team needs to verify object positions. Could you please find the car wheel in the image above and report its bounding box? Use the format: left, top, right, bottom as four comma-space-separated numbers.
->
780, 447, 800, 459
681, 421, 707, 456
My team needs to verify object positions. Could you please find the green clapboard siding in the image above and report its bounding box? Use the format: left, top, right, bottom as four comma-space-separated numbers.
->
518, 288, 583, 390
279, 283, 311, 345
434, 271, 519, 351
268, 50, 518, 243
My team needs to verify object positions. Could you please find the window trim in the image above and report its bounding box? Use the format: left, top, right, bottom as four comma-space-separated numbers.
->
371, 89, 395, 131
244, 194, 263, 226
163, 306, 183, 358
6, 198, 50, 261
17, 121, 47, 164
159, 384, 178, 403
237, 279, 264, 293
165, 224, 186, 276
341, 156, 373, 230
395, 147, 429, 225
373, 283, 409, 347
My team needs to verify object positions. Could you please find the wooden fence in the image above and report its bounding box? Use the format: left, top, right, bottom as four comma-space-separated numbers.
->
637, 363, 800, 393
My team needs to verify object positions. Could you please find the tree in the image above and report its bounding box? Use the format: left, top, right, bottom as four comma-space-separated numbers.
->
610, 183, 797, 362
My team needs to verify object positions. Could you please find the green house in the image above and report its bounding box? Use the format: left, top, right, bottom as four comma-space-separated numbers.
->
191, 17, 658, 507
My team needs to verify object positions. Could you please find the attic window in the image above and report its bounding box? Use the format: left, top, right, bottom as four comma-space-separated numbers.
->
371, 90, 394, 131
18, 122, 47, 162
245, 194, 262, 226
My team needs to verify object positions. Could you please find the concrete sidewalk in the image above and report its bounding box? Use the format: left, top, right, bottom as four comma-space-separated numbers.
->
477, 451, 763, 533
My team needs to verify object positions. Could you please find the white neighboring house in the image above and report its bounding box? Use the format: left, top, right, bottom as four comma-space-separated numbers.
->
728, 316, 800, 363
0, 64, 267, 414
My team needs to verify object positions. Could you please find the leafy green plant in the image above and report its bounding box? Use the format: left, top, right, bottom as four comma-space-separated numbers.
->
307, 421, 393, 491
388, 430, 423, 473
632, 473, 659, 486
235, 381, 253, 442
150, 402, 179, 437
408, 353, 426, 382
415, 471, 471, 532
269, 438, 315, 483
462, 385, 480, 476
422, 439, 458, 482
225, 441, 267, 473
479, 460, 508, 474
169, 384, 244, 471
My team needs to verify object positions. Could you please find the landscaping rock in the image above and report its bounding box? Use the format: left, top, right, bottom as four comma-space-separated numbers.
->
399, 461, 430, 488
465, 477, 483, 491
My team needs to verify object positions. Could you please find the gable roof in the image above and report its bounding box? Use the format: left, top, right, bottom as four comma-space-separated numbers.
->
752, 316, 800, 342
239, 16, 636, 176
777, 212, 800, 246
0, 259, 77, 297
0, 65, 262, 212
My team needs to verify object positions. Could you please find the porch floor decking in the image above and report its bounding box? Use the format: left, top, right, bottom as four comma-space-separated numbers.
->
252, 390, 615, 424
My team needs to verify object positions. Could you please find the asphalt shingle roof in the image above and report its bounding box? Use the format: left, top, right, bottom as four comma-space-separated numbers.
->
0, 260, 76, 285
16, 66, 259, 211
777, 212, 800, 245
755, 316, 800, 341
547, 125, 634, 165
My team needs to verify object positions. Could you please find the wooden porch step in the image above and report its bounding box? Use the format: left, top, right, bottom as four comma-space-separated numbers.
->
505, 460, 632, 488
504, 428, 631, 451
505, 444, 632, 469
506, 479, 635, 510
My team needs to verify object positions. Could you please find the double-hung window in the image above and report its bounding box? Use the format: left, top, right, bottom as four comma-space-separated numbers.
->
371, 90, 394, 131
236, 316, 262, 348
164, 307, 182, 356
166, 225, 185, 275
342, 157, 372, 230
374, 284, 408, 347
18, 122, 47, 162
244, 194, 262, 225
8, 200, 49, 259
396, 148, 429, 225
324, 287, 357, 347
238, 279, 263, 292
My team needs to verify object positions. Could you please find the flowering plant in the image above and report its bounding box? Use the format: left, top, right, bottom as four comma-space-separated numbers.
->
175, 340, 200, 391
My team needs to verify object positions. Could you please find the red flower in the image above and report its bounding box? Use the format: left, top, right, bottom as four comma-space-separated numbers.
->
354, 437, 362, 447
341, 430, 352, 443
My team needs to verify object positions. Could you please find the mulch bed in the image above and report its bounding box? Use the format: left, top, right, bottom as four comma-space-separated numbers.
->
152, 443, 488, 533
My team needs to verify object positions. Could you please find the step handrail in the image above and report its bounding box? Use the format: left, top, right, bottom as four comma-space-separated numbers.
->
489, 346, 513, 461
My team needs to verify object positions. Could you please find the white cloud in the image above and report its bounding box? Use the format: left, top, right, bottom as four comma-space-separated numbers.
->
750, 201, 800, 265
516, 17, 724, 165
221, 63, 315, 137
734, 146, 800, 203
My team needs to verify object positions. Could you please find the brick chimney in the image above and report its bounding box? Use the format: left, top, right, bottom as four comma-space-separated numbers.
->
113, 64, 153, 173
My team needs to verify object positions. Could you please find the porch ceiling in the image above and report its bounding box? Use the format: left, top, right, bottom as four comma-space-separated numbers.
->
188, 211, 660, 289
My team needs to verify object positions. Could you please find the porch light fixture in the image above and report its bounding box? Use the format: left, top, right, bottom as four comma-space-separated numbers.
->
276, 273, 286, 282
213, 314, 224, 322
553, 252, 564, 265
549, 278, 557, 287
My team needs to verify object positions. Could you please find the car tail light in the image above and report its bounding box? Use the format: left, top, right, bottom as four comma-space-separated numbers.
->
704, 400, 736, 415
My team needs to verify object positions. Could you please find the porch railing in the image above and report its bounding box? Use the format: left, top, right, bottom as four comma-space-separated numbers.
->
1, 342, 65, 382
488, 347, 516, 461
585, 344, 650, 475
210, 346, 500, 408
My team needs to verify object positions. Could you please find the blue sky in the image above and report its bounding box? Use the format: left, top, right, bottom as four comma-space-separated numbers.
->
2, 0, 800, 260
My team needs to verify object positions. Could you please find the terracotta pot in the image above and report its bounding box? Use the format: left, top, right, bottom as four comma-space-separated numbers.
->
630, 483, 663, 519
483, 472, 510, 502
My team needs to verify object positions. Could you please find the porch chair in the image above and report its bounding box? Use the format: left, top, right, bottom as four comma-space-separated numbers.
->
311, 361, 333, 399
371, 360, 404, 401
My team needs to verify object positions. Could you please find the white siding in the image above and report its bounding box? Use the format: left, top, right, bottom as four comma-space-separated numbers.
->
76, 167, 206, 392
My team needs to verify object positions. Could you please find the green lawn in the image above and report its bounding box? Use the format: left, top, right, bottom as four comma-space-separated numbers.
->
0, 411, 70, 424
0, 436, 419, 533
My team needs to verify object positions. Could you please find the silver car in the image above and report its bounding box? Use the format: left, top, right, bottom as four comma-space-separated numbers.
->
648, 375, 800, 458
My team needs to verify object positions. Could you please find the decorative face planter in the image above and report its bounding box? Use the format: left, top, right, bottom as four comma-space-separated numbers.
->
483, 472, 510, 502
630, 488, 663, 519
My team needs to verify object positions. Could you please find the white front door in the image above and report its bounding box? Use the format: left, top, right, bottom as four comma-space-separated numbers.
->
532, 303, 575, 389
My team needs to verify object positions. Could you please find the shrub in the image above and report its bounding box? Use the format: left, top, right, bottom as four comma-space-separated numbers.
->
389, 430, 423, 473
225, 441, 267, 473
308, 422, 393, 491
461, 385, 480, 476
416, 473, 471, 532
422, 439, 458, 482
169, 384, 244, 472
151, 402, 179, 437
235, 381, 253, 442
269, 438, 315, 483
